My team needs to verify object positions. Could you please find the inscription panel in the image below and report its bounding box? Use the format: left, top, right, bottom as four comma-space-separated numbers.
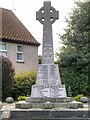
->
41, 86, 50, 97
31, 85, 38, 98
58, 88, 67, 97
49, 65, 61, 85
37, 65, 48, 85
37, 65, 61, 85
31, 85, 67, 98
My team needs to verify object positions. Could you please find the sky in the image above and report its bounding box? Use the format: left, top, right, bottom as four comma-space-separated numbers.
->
0, 0, 78, 59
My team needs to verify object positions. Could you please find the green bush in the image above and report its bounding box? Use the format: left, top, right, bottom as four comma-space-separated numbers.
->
73, 94, 84, 101
0, 56, 15, 101
11, 71, 36, 100
17, 96, 26, 101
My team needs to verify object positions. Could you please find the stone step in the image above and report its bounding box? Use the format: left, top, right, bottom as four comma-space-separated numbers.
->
8, 118, 90, 120
1, 110, 10, 120
10, 109, 90, 120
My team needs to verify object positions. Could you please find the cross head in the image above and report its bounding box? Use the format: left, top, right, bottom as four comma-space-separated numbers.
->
36, 1, 59, 25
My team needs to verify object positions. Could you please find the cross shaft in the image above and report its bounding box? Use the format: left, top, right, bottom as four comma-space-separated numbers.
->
36, 1, 59, 64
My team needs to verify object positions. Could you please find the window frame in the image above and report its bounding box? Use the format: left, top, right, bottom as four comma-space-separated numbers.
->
0, 42, 8, 57
16, 44, 24, 62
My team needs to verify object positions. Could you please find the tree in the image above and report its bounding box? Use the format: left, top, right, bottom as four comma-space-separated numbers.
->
0, 56, 15, 101
56, 1, 89, 96
38, 55, 42, 64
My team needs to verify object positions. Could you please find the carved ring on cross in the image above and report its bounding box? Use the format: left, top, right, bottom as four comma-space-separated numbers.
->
36, 7, 58, 24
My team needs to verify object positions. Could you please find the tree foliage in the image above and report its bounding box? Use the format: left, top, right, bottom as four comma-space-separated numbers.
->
38, 55, 42, 64
56, 1, 89, 96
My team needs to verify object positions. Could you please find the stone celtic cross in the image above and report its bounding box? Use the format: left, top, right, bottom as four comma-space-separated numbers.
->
36, 1, 59, 64
31, 1, 67, 98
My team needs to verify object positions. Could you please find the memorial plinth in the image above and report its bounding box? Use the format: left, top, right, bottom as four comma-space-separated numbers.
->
31, 1, 67, 99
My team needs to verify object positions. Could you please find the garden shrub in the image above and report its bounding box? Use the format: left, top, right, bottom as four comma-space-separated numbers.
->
0, 56, 15, 101
73, 94, 84, 101
17, 96, 26, 101
12, 71, 37, 100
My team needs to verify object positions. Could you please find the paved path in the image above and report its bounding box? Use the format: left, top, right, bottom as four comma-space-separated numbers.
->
1, 103, 15, 119
1, 103, 15, 110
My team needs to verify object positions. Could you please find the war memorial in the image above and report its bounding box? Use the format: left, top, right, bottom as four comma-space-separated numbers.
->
0, 1, 89, 120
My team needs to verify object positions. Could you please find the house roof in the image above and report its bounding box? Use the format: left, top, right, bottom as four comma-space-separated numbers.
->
0, 8, 40, 46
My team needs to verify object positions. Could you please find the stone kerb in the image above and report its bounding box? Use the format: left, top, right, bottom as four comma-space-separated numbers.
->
6, 97, 14, 103
68, 101, 84, 109
80, 97, 88, 103
44, 101, 54, 109
16, 101, 32, 109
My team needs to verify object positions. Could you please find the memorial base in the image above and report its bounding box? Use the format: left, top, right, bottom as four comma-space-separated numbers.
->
25, 97, 72, 108
31, 64, 67, 98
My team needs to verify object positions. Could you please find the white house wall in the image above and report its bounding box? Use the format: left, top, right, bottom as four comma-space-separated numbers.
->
7, 42, 38, 73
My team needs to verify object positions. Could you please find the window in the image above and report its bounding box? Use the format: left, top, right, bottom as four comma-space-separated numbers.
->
0, 42, 7, 57
17, 45, 24, 62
